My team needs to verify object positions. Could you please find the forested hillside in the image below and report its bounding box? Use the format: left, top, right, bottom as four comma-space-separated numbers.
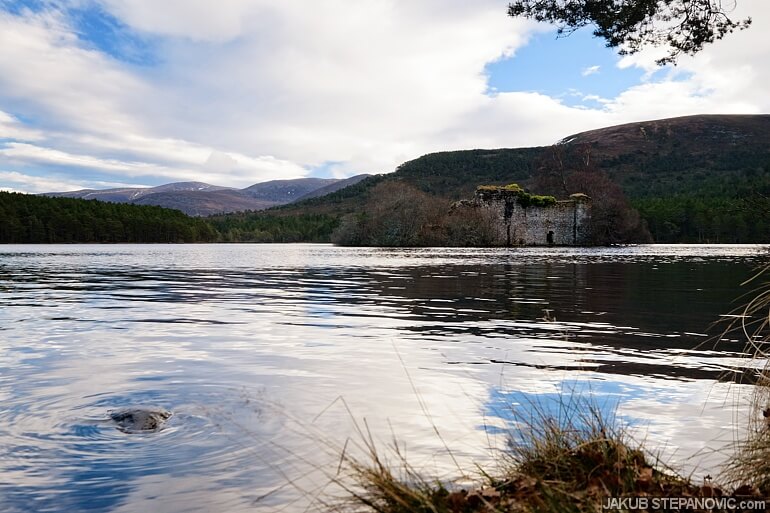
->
0, 192, 217, 243
632, 170, 769, 242
279, 115, 770, 243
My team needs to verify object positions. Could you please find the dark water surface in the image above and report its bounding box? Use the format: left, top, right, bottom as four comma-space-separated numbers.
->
0, 244, 768, 512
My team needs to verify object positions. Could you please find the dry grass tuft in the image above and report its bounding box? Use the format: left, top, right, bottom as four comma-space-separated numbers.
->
331, 399, 707, 513
330, 420, 456, 513
720, 265, 770, 494
501, 401, 694, 512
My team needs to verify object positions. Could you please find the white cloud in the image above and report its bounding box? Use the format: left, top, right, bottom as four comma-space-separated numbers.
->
1, 142, 176, 175
437, 91, 612, 150
98, 0, 258, 42
582, 94, 610, 104
68, 134, 309, 185
0, 7, 310, 190
0, 110, 45, 141
0, 9, 145, 135
0, 169, 139, 193
128, 1, 540, 170
0, 0, 769, 193
581, 65, 600, 76
0, 141, 306, 187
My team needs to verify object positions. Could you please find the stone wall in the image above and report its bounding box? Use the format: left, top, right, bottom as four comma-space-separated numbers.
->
472, 188, 591, 246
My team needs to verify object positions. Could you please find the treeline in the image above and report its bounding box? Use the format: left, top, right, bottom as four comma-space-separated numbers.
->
0, 192, 339, 244
635, 195, 770, 243
632, 168, 770, 243
208, 212, 339, 242
0, 192, 217, 243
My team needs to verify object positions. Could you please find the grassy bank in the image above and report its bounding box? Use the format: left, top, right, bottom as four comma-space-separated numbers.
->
329, 403, 763, 513
328, 270, 770, 513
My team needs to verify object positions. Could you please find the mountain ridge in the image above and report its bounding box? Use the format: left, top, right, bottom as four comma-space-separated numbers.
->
44, 176, 371, 216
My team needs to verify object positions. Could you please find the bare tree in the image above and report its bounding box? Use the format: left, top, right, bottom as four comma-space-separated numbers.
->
567, 170, 652, 244
444, 204, 499, 247
533, 143, 652, 244
534, 144, 570, 197
332, 182, 449, 246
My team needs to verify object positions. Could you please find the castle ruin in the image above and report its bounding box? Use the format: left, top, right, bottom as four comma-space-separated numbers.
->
462, 185, 591, 246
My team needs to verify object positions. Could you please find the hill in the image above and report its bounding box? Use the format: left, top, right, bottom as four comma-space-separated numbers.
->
241, 178, 340, 202
47, 181, 230, 202
43, 177, 370, 216
293, 174, 371, 201
274, 114, 770, 243
565, 114, 770, 197
131, 189, 274, 217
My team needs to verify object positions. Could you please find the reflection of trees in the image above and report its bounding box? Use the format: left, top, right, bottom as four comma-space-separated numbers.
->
60, 260, 749, 365
318, 259, 752, 361
50, 258, 754, 378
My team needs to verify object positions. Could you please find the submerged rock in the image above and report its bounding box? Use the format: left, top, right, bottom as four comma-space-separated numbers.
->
109, 407, 172, 433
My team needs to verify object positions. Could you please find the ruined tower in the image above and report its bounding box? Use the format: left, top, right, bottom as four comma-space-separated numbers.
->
470, 185, 591, 246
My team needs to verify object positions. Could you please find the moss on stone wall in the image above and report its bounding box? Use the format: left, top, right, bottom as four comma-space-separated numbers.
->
475, 183, 557, 208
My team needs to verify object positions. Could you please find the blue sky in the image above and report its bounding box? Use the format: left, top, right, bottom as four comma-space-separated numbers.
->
70, 4, 158, 66
486, 30, 650, 105
0, 0, 766, 192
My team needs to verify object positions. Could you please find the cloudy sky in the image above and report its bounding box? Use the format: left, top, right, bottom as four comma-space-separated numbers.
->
0, 0, 767, 193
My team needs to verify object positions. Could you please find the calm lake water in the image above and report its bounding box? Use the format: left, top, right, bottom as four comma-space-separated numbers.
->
1, 244, 768, 512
